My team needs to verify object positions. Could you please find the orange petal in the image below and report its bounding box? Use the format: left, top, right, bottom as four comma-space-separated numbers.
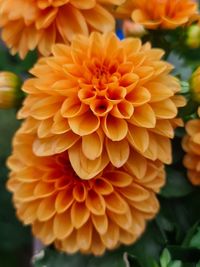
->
147, 82, 174, 102
104, 191, 128, 214
86, 190, 106, 215
61, 98, 88, 118
34, 181, 55, 198
69, 141, 109, 180
77, 220, 92, 250
106, 138, 129, 167
125, 151, 147, 179
105, 171, 133, 187
100, 221, 119, 249
33, 132, 80, 156
33, 220, 55, 245
37, 195, 56, 221
110, 101, 134, 119
30, 96, 62, 120
107, 209, 132, 230
55, 189, 74, 213
150, 119, 174, 138
128, 104, 156, 128
102, 114, 128, 141
71, 202, 90, 229
51, 111, 70, 134
82, 4, 115, 32
68, 110, 100, 136
121, 184, 150, 201
73, 184, 87, 202
127, 125, 149, 153
93, 178, 113, 195
92, 214, 108, 235
126, 86, 151, 106
151, 99, 177, 119
53, 211, 73, 240
56, 5, 88, 42
82, 131, 104, 160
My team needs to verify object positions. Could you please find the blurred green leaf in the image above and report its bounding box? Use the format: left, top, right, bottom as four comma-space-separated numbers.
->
160, 167, 194, 198
168, 260, 182, 267
160, 249, 171, 267
189, 228, 200, 249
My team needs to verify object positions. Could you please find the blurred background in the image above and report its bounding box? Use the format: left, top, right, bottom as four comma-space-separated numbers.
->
0, 46, 37, 267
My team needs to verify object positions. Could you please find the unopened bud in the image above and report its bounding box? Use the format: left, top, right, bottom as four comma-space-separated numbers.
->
0, 71, 23, 109
190, 67, 200, 103
186, 25, 200, 48
122, 20, 146, 37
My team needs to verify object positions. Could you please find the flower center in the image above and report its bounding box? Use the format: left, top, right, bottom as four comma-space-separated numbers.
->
77, 58, 129, 117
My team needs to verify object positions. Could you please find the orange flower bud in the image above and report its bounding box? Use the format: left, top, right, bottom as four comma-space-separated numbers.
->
0, 71, 22, 109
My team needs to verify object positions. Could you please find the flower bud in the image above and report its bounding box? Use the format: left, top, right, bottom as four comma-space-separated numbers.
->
122, 20, 146, 37
186, 24, 200, 48
190, 67, 200, 103
0, 71, 22, 109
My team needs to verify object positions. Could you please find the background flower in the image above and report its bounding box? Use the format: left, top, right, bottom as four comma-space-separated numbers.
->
116, 0, 197, 30
7, 129, 165, 255
0, 0, 125, 58
18, 32, 185, 179
182, 107, 200, 186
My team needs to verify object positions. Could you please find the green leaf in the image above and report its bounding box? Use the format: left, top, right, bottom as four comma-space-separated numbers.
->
168, 260, 182, 267
180, 81, 190, 94
189, 228, 200, 249
182, 222, 200, 247
161, 167, 194, 198
160, 249, 171, 267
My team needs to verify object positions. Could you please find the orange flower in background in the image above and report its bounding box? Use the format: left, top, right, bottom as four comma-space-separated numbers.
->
7, 130, 165, 255
116, 0, 197, 30
182, 108, 200, 186
18, 32, 185, 179
0, 0, 125, 58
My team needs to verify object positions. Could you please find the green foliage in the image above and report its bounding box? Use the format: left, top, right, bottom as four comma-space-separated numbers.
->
0, 44, 36, 266
0, 109, 32, 267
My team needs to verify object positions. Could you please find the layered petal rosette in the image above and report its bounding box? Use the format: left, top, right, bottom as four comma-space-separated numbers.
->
116, 0, 197, 30
7, 129, 165, 255
182, 108, 200, 186
0, 0, 124, 58
18, 32, 185, 179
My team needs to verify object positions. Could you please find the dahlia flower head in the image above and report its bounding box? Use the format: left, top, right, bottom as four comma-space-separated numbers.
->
7, 129, 165, 255
18, 32, 185, 180
0, 0, 125, 58
182, 107, 200, 186
116, 0, 198, 30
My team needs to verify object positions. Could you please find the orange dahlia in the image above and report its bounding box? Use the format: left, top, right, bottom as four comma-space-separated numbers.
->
7, 129, 165, 255
18, 32, 185, 179
182, 108, 200, 186
0, 0, 125, 58
116, 0, 198, 30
